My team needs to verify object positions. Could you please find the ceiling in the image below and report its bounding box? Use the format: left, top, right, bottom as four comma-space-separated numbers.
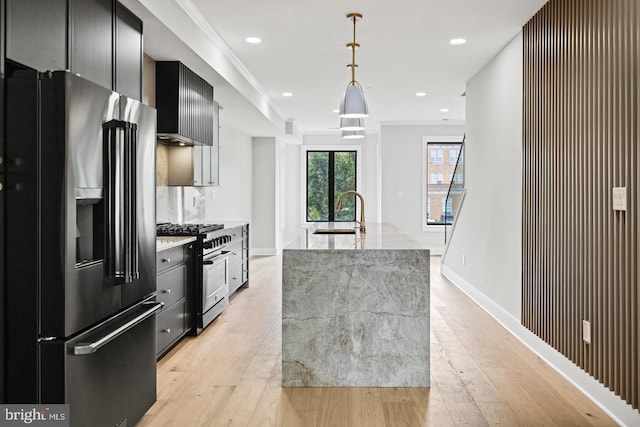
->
124, 0, 548, 137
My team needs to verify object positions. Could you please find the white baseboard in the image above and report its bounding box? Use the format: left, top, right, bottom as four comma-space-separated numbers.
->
440, 264, 640, 427
250, 248, 279, 256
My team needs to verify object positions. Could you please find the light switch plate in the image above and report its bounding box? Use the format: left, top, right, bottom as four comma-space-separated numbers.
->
612, 187, 627, 211
582, 320, 591, 344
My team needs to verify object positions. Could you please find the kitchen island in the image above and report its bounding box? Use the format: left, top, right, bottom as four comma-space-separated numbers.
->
282, 222, 430, 387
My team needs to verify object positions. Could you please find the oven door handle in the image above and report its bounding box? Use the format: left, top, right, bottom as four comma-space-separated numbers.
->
70, 302, 163, 355
203, 252, 229, 265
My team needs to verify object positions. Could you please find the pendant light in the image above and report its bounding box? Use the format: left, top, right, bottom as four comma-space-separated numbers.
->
339, 13, 368, 119
342, 130, 365, 139
339, 117, 365, 131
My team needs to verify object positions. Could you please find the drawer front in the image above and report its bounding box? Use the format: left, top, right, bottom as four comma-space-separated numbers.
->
242, 239, 248, 260
227, 240, 243, 265
242, 261, 249, 283
156, 301, 186, 355
156, 246, 185, 274
156, 263, 187, 308
229, 262, 242, 293
229, 226, 242, 240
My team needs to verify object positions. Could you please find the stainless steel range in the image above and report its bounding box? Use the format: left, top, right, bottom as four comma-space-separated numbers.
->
157, 223, 231, 333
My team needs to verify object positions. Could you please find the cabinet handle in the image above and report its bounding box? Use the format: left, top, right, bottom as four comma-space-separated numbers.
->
163, 328, 171, 334
162, 289, 172, 294
162, 258, 171, 263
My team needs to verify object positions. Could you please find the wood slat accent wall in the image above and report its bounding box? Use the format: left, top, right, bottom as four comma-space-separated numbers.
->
522, 0, 639, 410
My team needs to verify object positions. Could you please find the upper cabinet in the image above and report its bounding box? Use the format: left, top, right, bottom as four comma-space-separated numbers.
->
115, 3, 143, 101
69, 0, 113, 90
5, 0, 143, 101
156, 61, 215, 146
6, 0, 67, 72
160, 102, 220, 187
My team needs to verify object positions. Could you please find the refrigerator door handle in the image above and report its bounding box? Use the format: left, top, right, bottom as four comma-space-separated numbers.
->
104, 119, 139, 283
70, 302, 163, 355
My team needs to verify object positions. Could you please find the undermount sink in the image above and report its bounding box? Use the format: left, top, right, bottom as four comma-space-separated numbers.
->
313, 228, 356, 235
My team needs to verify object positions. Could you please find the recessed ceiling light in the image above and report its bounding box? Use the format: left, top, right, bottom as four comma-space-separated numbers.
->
282, 92, 293, 97
440, 108, 449, 112
333, 109, 340, 113
416, 92, 427, 97
449, 38, 466, 45
246, 37, 261, 44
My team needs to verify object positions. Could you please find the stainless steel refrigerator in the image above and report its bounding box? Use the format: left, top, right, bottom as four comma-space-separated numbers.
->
5, 71, 161, 427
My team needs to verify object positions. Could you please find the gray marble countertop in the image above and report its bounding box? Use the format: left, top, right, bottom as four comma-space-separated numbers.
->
205, 220, 249, 229
156, 236, 196, 252
285, 222, 423, 250
282, 222, 430, 387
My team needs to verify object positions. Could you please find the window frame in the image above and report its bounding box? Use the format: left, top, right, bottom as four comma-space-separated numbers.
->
421, 135, 465, 232
302, 145, 362, 225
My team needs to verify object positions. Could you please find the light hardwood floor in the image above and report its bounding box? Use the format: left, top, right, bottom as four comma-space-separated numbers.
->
137, 255, 617, 427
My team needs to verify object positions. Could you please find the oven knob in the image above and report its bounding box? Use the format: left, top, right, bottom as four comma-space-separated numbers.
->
225, 235, 231, 243
203, 241, 213, 249
214, 238, 220, 247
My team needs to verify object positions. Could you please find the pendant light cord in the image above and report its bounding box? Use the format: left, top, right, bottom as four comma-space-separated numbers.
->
351, 15, 356, 84
347, 13, 362, 86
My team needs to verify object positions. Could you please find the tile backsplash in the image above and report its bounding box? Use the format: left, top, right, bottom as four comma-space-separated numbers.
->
157, 186, 206, 224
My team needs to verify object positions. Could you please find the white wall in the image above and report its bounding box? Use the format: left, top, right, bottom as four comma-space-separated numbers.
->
441, 32, 640, 427
380, 124, 465, 254
250, 137, 280, 255
204, 124, 253, 223
442, 33, 523, 317
282, 143, 302, 244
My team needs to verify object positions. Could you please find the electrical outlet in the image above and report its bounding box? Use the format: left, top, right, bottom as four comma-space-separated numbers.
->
462, 254, 466, 265
582, 320, 591, 344
612, 187, 627, 211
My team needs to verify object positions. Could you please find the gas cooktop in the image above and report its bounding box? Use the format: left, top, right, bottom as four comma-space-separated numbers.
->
156, 223, 224, 236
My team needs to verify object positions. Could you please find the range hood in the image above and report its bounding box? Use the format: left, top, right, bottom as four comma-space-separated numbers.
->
156, 61, 214, 146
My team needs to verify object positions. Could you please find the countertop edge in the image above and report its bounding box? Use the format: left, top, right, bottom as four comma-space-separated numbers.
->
156, 236, 197, 252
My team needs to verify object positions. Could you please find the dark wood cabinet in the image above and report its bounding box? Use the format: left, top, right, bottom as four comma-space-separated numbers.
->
115, 3, 143, 100
69, 0, 113, 90
156, 243, 193, 359
6, 0, 144, 100
6, 0, 67, 71
156, 61, 215, 146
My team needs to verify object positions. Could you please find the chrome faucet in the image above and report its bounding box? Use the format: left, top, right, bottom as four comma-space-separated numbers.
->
336, 190, 366, 233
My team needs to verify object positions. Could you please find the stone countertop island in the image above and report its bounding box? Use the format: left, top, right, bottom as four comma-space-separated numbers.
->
282, 222, 430, 387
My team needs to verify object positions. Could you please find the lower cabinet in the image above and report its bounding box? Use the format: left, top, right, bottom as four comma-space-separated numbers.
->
156, 243, 193, 359
228, 224, 249, 295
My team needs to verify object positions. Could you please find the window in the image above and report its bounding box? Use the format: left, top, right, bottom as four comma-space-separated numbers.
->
422, 136, 464, 227
306, 151, 357, 222
449, 149, 458, 165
